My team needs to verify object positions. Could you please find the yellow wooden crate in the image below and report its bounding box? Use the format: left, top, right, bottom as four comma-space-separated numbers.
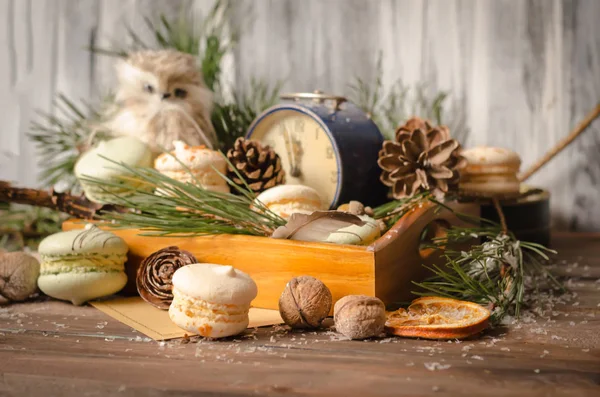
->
62, 201, 474, 310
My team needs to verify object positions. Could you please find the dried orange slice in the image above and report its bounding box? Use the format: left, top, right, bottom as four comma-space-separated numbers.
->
385, 296, 491, 340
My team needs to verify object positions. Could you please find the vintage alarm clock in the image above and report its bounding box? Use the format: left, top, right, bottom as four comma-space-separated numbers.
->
246, 91, 388, 209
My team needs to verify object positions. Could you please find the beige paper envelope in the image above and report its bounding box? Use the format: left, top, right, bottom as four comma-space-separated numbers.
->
91, 297, 283, 340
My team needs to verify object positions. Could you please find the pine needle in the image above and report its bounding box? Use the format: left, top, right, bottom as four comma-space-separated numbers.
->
77, 154, 285, 237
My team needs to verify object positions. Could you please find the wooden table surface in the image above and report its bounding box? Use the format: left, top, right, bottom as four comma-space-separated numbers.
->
1, 233, 599, 397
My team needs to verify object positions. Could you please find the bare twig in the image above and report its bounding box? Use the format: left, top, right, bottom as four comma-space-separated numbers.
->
492, 197, 508, 235
0, 181, 121, 219
519, 103, 600, 182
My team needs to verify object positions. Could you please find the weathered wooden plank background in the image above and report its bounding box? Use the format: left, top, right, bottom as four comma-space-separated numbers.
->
0, 0, 599, 230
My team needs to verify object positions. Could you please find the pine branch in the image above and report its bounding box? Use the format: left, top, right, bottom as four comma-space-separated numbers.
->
27, 95, 110, 190
213, 78, 283, 151
76, 154, 286, 237
0, 206, 63, 235
0, 204, 66, 251
89, 0, 238, 93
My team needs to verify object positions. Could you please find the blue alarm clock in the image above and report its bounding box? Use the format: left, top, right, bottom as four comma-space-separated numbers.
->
246, 91, 388, 209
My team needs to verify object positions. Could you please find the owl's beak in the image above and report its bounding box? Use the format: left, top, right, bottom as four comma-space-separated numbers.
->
161, 93, 171, 100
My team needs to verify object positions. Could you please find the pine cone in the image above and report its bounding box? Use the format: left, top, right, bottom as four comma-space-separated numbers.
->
226, 137, 285, 194
378, 117, 466, 199
136, 246, 197, 310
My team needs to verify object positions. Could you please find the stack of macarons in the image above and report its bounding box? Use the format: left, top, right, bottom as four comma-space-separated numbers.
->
168, 263, 257, 338
75, 136, 153, 203
459, 146, 522, 198
154, 140, 230, 193
37, 225, 129, 305
254, 184, 326, 220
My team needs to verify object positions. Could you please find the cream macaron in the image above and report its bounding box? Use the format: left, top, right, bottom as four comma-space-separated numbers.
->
168, 264, 258, 338
154, 140, 230, 193
37, 224, 128, 305
254, 184, 326, 220
459, 146, 522, 198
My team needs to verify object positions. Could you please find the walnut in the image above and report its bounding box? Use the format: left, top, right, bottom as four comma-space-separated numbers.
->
0, 252, 40, 304
278, 276, 332, 329
337, 201, 366, 215
334, 295, 386, 339
376, 219, 388, 233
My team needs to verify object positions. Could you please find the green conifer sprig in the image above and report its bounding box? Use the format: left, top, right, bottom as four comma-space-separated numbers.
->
90, 0, 238, 92
348, 53, 469, 143
77, 153, 285, 237
28, 94, 110, 190
373, 196, 563, 324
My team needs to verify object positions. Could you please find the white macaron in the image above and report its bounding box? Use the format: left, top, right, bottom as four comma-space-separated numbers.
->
254, 184, 326, 220
168, 264, 257, 338
154, 140, 230, 193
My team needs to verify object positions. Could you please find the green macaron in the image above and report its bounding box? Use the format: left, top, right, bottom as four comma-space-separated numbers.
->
75, 136, 153, 204
37, 224, 129, 305
325, 215, 381, 245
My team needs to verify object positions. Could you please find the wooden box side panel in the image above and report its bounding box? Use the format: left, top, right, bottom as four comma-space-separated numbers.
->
62, 222, 376, 310
372, 202, 480, 308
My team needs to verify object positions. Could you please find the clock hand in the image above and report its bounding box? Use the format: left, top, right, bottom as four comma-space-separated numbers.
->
282, 127, 294, 167
283, 126, 301, 177
286, 121, 304, 177
291, 138, 303, 176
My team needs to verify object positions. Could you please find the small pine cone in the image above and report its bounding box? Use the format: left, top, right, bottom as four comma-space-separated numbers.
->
378, 117, 466, 199
136, 246, 197, 310
226, 137, 286, 194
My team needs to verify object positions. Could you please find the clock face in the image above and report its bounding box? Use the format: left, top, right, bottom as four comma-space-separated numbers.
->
248, 108, 340, 208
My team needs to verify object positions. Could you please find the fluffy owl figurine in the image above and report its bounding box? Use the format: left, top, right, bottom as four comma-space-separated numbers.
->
104, 49, 217, 152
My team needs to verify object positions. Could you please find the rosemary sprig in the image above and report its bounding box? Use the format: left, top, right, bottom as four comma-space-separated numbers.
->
375, 193, 563, 324
414, 227, 562, 324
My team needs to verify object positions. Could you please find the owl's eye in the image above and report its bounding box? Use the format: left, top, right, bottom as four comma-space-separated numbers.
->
174, 88, 187, 98
144, 84, 154, 93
